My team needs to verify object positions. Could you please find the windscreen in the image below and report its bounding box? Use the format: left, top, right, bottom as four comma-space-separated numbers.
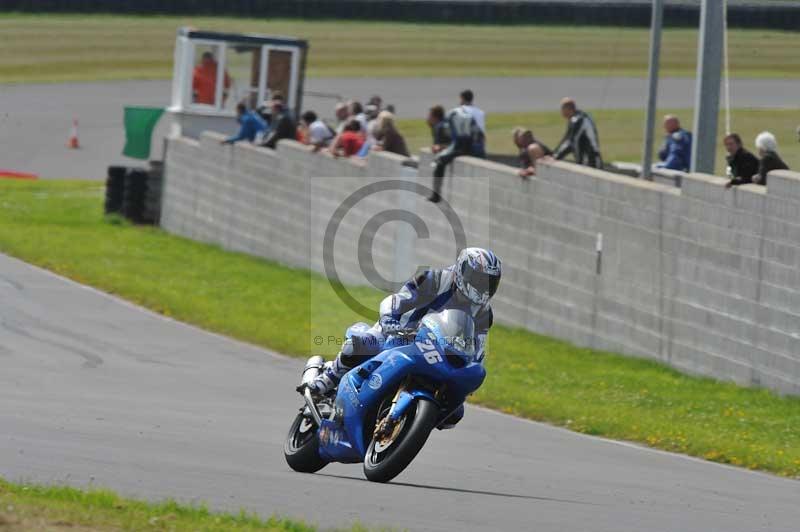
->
421, 309, 476, 358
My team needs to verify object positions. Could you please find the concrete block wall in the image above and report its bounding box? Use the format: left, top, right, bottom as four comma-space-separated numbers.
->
162, 133, 800, 394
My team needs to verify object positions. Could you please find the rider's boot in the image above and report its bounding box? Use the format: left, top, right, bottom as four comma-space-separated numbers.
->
308, 355, 348, 395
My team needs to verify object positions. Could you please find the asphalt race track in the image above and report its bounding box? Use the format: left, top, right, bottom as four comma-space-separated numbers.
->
1, 252, 798, 531
1, 76, 797, 179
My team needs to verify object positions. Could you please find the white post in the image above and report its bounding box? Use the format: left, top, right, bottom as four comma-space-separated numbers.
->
691, 0, 724, 174
641, 0, 664, 180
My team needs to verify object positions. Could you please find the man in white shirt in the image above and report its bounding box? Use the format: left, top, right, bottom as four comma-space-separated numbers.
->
348, 100, 369, 134
459, 89, 485, 135
301, 110, 334, 150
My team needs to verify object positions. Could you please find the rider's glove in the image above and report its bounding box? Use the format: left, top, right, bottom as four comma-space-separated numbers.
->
379, 315, 402, 334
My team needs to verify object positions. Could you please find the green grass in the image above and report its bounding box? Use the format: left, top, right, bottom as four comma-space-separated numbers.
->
1, 13, 800, 82
398, 107, 800, 175
0, 478, 372, 531
0, 180, 799, 478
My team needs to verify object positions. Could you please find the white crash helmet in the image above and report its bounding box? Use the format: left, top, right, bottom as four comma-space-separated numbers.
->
454, 247, 502, 306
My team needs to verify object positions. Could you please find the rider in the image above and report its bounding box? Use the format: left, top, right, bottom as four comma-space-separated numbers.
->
309, 248, 502, 412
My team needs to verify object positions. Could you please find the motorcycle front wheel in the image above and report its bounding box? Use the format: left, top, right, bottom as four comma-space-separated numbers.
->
284, 412, 327, 473
363, 398, 438, 483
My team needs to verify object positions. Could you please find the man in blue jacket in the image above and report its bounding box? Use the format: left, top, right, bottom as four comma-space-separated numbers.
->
657, 115, 692, 171
221, 103, 267, 144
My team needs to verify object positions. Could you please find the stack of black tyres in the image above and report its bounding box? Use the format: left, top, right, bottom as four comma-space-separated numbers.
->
121, 169, 148, 223
104, 166, 127, 216
104, 164, 163, 225
142, 161, 163, 224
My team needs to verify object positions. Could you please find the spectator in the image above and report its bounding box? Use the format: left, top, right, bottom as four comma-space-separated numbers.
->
256, 91, 284, 125
459, 89, 485, 135
427, 105, 451, 154
330, 119, 365, 158
301, 110, 334, 151
723, 133, 760, 188
752, 131, 789, 186
192, 51, 231, 106
260, 98, 296, 149
221, 103, 267, 144
429, 104, 484, 203
656, 115, 692, 172
334, 102, 350, 134
553, 98, 603, 169
513, 127, 552, 178
364, 103, 381, 143
373, 111, 410, 157
796, 125, 800, 144
368, 95, 383, 112
352, 104, 384, 157
458, 89, 486, 157
349, 100, 368, 134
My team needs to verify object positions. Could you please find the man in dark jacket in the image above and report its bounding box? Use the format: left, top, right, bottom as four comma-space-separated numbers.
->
261, 99, 296, 149
553, 98, 602, 169
427, 105, 451, 154
724, 133, 760, 188
429, 104, 484, 203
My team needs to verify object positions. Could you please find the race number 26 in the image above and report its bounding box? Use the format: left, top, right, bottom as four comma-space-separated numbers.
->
416, 340, 443, 364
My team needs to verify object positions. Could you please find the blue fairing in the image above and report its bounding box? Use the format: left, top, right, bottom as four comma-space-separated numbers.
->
317, 338, 486, 463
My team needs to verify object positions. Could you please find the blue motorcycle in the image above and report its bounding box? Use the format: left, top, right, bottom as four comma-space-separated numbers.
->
284, 309, 486, 483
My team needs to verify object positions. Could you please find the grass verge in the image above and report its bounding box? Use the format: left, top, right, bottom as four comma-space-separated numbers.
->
397, 107, 800, 176
1, 14, 799, 82
0, 180, 799, 478
0, 477, 372, 531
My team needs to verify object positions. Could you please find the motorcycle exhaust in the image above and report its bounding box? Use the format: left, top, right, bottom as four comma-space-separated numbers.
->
300, 355, 325, 387
299, 356, 325, 427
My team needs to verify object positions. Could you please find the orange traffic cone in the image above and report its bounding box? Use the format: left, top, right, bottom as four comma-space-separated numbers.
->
67, 118, 80, 149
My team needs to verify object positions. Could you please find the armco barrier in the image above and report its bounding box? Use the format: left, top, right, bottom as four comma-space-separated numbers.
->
4, 0, 800, 30
162, 133, 800, 395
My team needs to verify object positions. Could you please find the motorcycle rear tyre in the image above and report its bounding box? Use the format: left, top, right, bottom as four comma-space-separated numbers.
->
284, 413, 327, 473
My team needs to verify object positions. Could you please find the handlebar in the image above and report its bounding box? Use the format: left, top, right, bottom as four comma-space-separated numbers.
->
391, 327, 418, 336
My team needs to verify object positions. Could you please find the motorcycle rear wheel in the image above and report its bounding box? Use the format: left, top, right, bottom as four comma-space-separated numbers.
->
284, 413, 327, 473
363, 398, 438, 483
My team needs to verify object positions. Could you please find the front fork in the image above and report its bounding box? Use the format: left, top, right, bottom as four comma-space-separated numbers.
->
373, 380, 439, 440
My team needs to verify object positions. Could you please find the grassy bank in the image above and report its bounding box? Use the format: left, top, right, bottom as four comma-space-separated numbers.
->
0, 180, 799, 478
1, 14, 799, 82
398, 107, 800, 176
0, 478, 374, 531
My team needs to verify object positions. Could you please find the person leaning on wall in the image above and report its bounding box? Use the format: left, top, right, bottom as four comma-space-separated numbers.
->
372, 111, 410, 157
220, 102, 266, 145
752, 131, 789, 186
656, 115, 692, 172
512, 127, 552, 178
553, 97, 603, 169
260, 98, 296, 150
724, 133, 760, 188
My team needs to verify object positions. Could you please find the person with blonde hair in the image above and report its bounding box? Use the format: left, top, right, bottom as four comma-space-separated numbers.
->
752, 131, 789, 186
372, 111, 410, 157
